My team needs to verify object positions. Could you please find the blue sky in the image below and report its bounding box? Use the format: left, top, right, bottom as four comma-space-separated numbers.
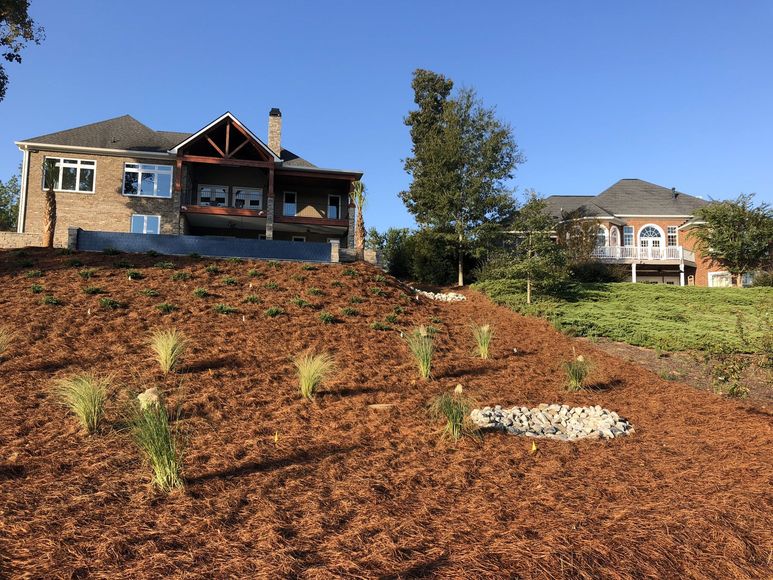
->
1, 0, 771, 230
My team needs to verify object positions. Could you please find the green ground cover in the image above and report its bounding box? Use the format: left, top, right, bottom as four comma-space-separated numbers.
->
475, 280, 772, 352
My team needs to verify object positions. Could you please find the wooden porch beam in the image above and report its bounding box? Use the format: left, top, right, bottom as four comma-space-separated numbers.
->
276, 169, 360, 180
205, 136, 225, 158
229, 121, 272, 161
180, 155, 274, 168
225, 121, 231, 156
174, 156, 182, 193
228, 138, 250, 158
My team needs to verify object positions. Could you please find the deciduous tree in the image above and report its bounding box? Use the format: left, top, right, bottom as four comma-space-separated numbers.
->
0, 167, 20, 230
0, 0, 44, 101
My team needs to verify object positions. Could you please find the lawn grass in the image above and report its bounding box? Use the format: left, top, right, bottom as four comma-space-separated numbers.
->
475, 280, 772, 353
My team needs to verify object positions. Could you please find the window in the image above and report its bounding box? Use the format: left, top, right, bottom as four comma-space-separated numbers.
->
43, 157, 95, 193
610, 226, 620, 247
197, 185, 228, 207
291, 235, 306, 242
123, 164, 173, 198
667, 226, 678, 247
283, 191, 297, 216
130, 214, 160, 234
708, 271, 733, 288
639, 225, 663, 248
328, 195, 341, 219
233, 187, 262, 209
596, 226, 608, 247
623, 226, 634, 246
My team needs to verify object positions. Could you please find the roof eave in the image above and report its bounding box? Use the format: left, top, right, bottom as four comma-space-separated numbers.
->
15, 141, 173, 159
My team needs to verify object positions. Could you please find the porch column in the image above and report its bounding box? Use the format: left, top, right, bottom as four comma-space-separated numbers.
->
631, 262, 637, 283
680, 263, 685, 286
266, 167, 275, 240
347, 200, 356, 250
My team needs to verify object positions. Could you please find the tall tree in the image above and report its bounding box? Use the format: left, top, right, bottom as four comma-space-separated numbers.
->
688, 194, 773, 286
400, 69, 523, 286
42, 158, 56, 247
1, 0, 44, 102
351, 180, 366, 260
0, 166, 20, 230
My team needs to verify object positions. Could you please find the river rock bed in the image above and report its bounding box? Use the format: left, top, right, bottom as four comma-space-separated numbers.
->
413, 288, 466, 302
470, 404, 633, 440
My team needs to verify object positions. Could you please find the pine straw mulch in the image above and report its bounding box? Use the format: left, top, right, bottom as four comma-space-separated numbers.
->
0, 248, 771, 578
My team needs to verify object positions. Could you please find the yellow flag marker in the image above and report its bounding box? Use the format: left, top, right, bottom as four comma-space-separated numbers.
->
274, 431, 279, 446
530, 440, 539, 455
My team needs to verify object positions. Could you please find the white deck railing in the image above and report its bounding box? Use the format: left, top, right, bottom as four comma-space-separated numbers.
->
591, 245, 695, 262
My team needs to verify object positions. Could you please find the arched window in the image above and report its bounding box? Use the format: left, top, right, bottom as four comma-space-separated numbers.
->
610, 226, 620, 247
638, 225, 664, 248
596, 225, 608, 247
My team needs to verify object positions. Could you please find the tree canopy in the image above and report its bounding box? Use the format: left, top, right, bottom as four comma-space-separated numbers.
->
688, 194, 773, 286
0, 167, 20, 230
400, 69, 523, 286
0, 0, 44, 101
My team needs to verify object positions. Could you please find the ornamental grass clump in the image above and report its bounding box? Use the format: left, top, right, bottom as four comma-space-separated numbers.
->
472, 323, 493, 359
564, 348, 590, 391
0, 326, 14, 360
405, 325, 434, 380
293, 350, 334, 400
129, 391, 183, 492
429, 385, 479, 442
55, 373, 108, 434
149, 328, 188, 375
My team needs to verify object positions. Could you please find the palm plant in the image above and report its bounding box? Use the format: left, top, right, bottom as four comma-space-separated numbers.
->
42, 158, 58, 248
293, 350, 335, 400
351, 180, 367, 260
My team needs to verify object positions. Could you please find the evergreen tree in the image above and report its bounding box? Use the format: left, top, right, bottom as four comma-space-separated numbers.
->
0, 168, 20, 231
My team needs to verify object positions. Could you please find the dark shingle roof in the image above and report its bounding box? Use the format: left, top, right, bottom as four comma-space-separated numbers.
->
594, 179, 707, 214
20, 115, 318, 167
546, 179, 707, 220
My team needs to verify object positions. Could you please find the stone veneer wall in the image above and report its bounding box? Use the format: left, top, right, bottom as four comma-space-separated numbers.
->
0, 232, 41, 249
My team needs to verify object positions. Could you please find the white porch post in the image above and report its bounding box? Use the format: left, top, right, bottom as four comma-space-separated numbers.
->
680, 267, 685, 287
632, 262, 637, 283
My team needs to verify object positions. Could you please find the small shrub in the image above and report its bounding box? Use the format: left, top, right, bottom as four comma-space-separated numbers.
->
370, 286, 386, 297
292, 274, 306, 282
267, 260, 281, 268
83, 286, 106, 295
140, 288, 160, 297
265, 306, 284, 318
293, 350, 334, 400
213, 303, 238, 315
68, 258, 83, 267
78, 268, 96, 279
302, 264, 318, 271
291, 296, 311, 308
99, 297, 124, 309
205, 265, 220, 275
392, 306, 405, 315
226, 257, 244, 263
0, 326, 14, 359
243, 294, 261, 304
55, 374, 108, 434
248, 269, 263, 278
129, 395, 183, 492
385, 313, 399, 324
103, 248, 121, 256
370, 321, 392, 331
564, 349, 590, 391
405, 326, 434, 379
374, 274, 387, 283
331, 280, 344, 288
343, 268, 358, 277
113, 260, 134, 269
146, 250, 160, 257
149, 329, 188, 374
25, 269, 43, 278
307, 287, 324, 296
319, 311, 336, 324
30, 283, 43, 294
429, 386, 479, 442
264, 281, 279, 290
707, 341, 750, 398
192, 287, 209, 298
156, 302, 177, 314
154, 261, 176, 270
127, 270, 144, 280
222, 276, 237, 286
472, 323, 493, 360
341, 307, 358, 316
42, 295, 62, 306
431, 317, 443, 325
349, 295, 364, 304
171, 271, 191, 281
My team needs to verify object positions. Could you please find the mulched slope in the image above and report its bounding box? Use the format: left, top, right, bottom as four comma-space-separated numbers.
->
0, 248, 771, 578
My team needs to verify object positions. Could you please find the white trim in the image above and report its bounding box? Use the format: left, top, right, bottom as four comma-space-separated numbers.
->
616, 214, 694, 218
279, 164, 364, 177
637, 223, 665, 240
130, 214, 161, 234
196, 184, 228, 206
168, 111, 281, 161
121, 163, 174, 199
622, 225, 635, 247
327, 194, 341, 219
17, 148, 29, 233
291, 235, 306, 242
666, 225, 678, 247
16, 141, 172, 159
42, 156, 97, 194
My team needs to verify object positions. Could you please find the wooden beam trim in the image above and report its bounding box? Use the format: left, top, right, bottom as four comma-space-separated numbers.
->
275, 215, 349, 228
228, 138, 250, 158
229, 121, 273, 162
180, 155, 274, 168
225, 121, 231, 156
205, 136, 225, 158
276, 169, 360, 180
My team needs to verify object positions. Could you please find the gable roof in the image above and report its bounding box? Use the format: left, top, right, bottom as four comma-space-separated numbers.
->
545, 178, 708, 220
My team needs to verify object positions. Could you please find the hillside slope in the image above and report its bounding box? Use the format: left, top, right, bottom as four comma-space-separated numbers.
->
0, 248, 771, 578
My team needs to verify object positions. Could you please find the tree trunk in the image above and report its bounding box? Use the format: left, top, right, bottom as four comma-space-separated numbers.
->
457, 234, 464, 287
42, 186, 57, 248
355, 206, 365, 261
736, 273, 744, 288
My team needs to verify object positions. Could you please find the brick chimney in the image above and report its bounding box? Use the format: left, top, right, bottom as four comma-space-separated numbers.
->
268, 108, 282, 155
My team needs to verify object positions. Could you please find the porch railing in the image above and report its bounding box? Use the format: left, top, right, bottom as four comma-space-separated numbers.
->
591, 245, 695, 262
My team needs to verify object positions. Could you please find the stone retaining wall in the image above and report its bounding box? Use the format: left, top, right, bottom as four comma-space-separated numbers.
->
0, 232, 41, 249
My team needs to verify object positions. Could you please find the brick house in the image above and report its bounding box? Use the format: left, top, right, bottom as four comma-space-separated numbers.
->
14, 110, 362, 250
545, 179, 748, 287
